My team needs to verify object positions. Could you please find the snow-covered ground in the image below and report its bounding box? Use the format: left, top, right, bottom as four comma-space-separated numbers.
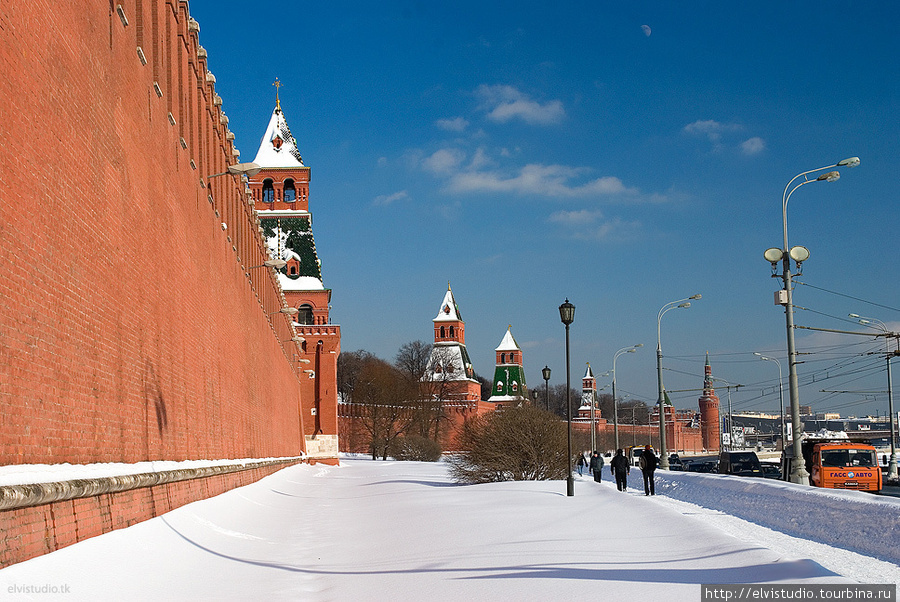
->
0, 458, 898, 601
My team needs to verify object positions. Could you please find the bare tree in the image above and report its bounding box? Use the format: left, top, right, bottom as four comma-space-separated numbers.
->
395, 340, 432, 383
418, 346, 464, 442
546, 383, 582, 418
337, 349, 374, 405
352, 355, 417, 460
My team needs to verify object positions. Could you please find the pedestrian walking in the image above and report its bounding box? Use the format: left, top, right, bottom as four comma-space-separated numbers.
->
576, 454, 586, 476
639, 444, 658, 496
610, 448, 629, 491
589, 450, 604, 483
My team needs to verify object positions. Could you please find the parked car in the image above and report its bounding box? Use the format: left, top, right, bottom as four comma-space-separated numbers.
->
760, 462, 782, 479
718, 450, 764, 477
683, 458, 718, 473
668, 453, 684, 470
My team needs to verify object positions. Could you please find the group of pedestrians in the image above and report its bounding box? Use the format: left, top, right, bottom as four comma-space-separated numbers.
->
577, 445, 658, 496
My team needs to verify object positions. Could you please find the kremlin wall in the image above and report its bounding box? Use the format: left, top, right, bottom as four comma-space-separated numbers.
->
0, 1, 315, 566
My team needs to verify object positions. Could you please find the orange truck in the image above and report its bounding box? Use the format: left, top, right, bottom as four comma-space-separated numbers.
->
782, 437, 882, 493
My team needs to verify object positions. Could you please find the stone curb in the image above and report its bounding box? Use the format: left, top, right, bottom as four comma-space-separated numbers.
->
0, 457, 304, 512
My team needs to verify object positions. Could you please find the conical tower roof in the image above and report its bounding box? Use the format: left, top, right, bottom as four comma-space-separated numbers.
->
434, 285, 462, 322
494, 326, 520, 352
253, 105, 304, 169
584, 363, 594, 379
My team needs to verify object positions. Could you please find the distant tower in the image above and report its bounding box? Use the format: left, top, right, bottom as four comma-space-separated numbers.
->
578, 363, 599, 419
487, 326, 527, 407
422, 285, 482, 403
247, 89, 340, 462
698, 353, 721, 451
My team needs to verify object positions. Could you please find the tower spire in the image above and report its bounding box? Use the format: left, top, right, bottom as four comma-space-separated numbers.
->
273, 78, 282, 110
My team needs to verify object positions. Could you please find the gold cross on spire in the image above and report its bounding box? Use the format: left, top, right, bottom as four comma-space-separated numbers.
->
273, 78, 283, 109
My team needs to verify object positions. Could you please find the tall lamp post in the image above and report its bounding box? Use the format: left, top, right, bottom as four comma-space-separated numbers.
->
612, 344, 642, 452
542, 365, 552, 412
657, 295, 700, 469
849, 314, 898, 480
559, 299, 575, 497
754, 353, 786, 453
764, 156, 859, 485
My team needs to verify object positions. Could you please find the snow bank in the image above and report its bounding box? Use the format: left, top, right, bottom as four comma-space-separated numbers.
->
643, 470, 900, 564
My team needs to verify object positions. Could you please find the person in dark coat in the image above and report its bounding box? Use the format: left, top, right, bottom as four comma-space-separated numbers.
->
589, 451, 604, 482
638, 445, 658, 496
609, 448, 630, 491
576, 453, 586, 476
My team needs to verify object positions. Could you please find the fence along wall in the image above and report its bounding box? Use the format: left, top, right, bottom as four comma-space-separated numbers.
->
0, 0, 306, 562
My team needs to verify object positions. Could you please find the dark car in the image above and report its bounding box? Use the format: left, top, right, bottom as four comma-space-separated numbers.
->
719, 451, 764, 477
760, 463, 782, 479
683, 458, 718, 473
668, 453, 684, 470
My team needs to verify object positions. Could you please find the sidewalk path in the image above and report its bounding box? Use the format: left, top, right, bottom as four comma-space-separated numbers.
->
0, 459, 853, 601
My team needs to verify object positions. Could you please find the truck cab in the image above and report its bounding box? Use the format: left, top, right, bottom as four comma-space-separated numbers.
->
810, 442, 881, 492
782, 436, 882, 493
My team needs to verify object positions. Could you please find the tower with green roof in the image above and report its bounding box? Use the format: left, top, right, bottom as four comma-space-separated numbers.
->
487, 326, 528, 407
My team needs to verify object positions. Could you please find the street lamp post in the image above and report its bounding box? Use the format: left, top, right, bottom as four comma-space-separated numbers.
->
657, 295, 700, 469
612, 344, 642, 452
849, 314, 898, 480
754, 353, 786, 453
765, 157, 859, 485
542, 365, 551, 412
559, 299, 575, 497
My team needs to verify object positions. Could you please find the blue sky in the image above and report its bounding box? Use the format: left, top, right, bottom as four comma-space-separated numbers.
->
192, 2, 899, 419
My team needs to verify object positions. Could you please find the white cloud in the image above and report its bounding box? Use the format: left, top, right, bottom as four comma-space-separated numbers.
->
435, 117, 469, 132
469, 147, 493, 170
422, 148, 466, 175
474, 84, 565, 125
447, 163, 633, 198
741, 136, 766, 155
549, 211, 641, 241
548, 209, 605, 225
683, 119, 741, 142
373, 190, 409, 206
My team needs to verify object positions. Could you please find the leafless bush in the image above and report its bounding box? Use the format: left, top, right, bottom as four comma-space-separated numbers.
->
448, 406, 568, 483
392, 435, 443, 462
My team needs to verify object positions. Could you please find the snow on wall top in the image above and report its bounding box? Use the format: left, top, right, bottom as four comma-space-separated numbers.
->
253, 106, 304, 169
278, 273, 324, 291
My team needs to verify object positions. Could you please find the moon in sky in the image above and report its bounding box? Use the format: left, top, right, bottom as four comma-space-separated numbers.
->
641, 24, 652, 37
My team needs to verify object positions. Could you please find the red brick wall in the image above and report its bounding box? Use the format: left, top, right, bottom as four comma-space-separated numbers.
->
0, 462, 298, 568
0, 0, 308, 562
0, 0, 306, 464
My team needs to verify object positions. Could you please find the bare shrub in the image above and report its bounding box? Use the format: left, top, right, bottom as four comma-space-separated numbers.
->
392, 435, 443, 462
448, 406, 568, 483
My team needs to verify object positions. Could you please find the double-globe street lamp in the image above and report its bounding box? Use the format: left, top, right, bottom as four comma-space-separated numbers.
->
612, 344, 642, 452
849, 314, 898, 481
754, 353, 787, 454
559, 299, 575, 497
764, 157, 859, 485
657, 295, 700, 470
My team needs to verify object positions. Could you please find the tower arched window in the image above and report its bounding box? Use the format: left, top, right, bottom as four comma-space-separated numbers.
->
297, 304, 314, 325
283, 178, 296, 203
501, 353, 506, 364
440, 326, 445, 338
262, 179, 275, 204
448, 325, 454, 338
